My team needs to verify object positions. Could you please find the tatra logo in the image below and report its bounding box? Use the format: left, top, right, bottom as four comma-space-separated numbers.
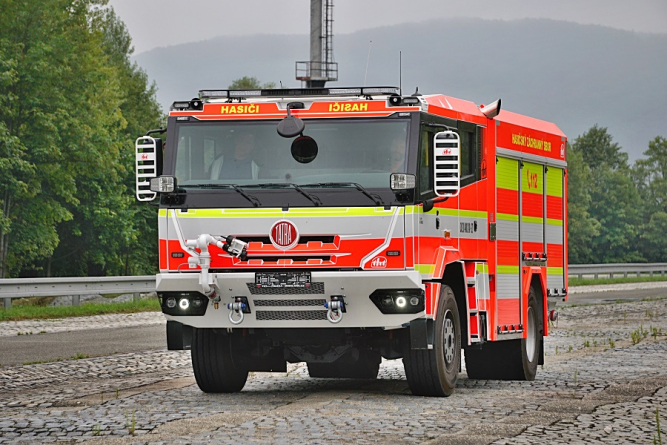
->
270, 220, 299, 250
460, 221, 478, 234
370, 256, 387, 268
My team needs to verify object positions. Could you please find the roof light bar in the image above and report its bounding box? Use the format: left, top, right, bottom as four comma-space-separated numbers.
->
361, 87, 400, 95
197, 86, 400, 100
228, 90, 262, 97
199, 90, 229, 99
329, 88, 362, 95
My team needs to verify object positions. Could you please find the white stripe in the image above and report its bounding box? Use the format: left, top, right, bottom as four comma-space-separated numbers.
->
361, 207, 400, 267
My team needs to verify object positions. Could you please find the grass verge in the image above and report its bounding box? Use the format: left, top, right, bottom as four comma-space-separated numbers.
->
0, 298, 160, 322
569, 275, 667, 286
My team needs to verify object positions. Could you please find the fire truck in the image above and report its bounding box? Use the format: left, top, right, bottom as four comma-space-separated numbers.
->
135, 86, 567, 397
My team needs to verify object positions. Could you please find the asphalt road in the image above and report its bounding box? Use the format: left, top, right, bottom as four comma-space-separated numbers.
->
564, 285, 667, 306
0, 324, 166, 367
0, 283, 664, 369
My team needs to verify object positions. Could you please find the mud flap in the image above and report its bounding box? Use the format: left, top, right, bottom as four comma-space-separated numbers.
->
167, 320, 192, 350
410, 319, 434, 350
538, 337, 544, 365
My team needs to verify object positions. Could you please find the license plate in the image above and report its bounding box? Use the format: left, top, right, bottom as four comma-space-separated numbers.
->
255, 272, 311, 288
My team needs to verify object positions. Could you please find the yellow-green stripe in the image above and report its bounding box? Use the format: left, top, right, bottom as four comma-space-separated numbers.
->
497, 157, 519, 191
168, 207, 401, 218
522, 161, 544, 195
415, 264, 435, 275
497, 265, 520, 274
546, 167, 564, 198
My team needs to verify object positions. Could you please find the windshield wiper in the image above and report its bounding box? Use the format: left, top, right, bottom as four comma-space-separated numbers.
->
300, 182, 384, 206
182, 184, 260, 207
250, 183, 322, 206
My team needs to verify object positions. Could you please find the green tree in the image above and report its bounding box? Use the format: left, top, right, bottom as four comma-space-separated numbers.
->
569, 126, 643, 263
566, 142, 599, 263
229, 76, 276, 90
0, 0, 164, 277
0, 0, 117, 276
48, 6, 164, 277
573, 124, 628, 171
633, 136, 667, 262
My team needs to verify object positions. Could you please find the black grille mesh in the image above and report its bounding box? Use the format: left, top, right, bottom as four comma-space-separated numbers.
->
256, 310, 328, 321
253, 299, 326, 307
246, 282, 325, 295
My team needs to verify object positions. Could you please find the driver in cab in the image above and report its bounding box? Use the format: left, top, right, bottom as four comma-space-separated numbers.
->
210, 133, 260, 180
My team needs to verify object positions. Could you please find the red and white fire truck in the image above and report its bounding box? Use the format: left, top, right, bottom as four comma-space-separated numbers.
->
136, 86, 567, 397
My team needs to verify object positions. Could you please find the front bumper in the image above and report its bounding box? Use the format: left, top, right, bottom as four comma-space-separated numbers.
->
157, 270, 424, 329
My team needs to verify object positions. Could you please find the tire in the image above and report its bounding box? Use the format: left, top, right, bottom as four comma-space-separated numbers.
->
403, 285, 461, 397
465, 286, 541, 381
191, 328, 249, 393
307, 349, 380, 379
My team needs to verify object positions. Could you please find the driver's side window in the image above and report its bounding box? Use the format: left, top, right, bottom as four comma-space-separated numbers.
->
418, 126, 435, 198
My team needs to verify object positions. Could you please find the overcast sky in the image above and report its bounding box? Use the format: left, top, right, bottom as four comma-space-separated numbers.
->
109, 0, 667, 55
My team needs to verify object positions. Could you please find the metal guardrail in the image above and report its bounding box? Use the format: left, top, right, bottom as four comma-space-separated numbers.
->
1, 264, 665, 309
0, 276, 156, 309
569, 263, 667, 279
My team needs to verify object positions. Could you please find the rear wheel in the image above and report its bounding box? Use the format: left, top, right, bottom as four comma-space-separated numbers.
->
465, 286, 541, 380
191, 328, 249, 393
403, 285, 461, 396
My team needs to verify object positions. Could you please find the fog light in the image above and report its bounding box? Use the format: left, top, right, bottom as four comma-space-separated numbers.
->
381, 296, 393, 307
192, 299, 203, 308
395, 296, 407, 308
410, 296, 420, 306
166, 297, 177, 309
179, 298, 190, 310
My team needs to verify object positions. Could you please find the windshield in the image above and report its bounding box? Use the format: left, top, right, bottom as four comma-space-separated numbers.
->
173, 118, 410, 189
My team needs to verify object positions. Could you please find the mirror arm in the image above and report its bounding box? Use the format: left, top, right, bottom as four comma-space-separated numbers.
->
422, 196, 448, 213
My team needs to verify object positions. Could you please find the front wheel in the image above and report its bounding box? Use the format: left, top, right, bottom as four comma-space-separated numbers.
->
403, 285, 461, 396
191, 328, 249, 393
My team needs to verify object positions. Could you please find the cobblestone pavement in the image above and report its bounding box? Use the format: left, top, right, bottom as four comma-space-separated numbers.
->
0, 297, 665, 444
0, 312, 165, 337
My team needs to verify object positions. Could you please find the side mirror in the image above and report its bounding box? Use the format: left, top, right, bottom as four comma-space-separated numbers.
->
433, 131, 460, 197
136, 136, 161, 201
277, 107, 305, 138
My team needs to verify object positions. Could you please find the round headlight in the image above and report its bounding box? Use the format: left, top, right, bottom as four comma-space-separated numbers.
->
179, 298, 190, 310
395, 296, 407, 308
166, 297, 177, 309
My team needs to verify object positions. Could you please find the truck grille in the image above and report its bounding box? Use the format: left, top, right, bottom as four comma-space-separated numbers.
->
253, 299, 326, 307
246, 282, 325, 295
256, 310, 328, 321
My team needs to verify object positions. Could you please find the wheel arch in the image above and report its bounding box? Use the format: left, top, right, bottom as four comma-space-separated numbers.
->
526, 269, 546, 365
442, 261, 469, 346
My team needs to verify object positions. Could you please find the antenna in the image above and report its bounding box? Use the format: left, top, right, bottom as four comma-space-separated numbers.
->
364, 40, 373, 86
399, 51, 402, 95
